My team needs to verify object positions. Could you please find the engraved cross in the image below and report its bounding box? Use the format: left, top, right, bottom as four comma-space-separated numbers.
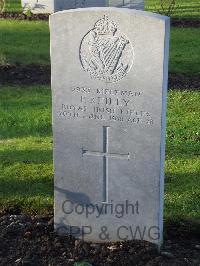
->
82, 126, 130, 203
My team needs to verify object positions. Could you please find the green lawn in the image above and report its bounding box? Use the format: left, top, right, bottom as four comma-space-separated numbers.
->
0, 20, 199, 75
146, 0, 200, 19
4, 0, 22, 12
0, 86, 199, 220
165, 90, 200, 220
0, 20, 49, 66
0, 0, 199, 223
0, 86, 53, 214
170, 28, 200, 75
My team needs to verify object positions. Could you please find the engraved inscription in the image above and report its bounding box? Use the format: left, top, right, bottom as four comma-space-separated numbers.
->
80, 15, 134, 83
82, 126, 130, 203
57, 85, 154, 127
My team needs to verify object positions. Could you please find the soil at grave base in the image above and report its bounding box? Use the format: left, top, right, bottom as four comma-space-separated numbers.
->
0, 12, 200, 28
171, 18, 200, 28
0, 65, 200, 90
0, 65, 51, 86
0, 211, 200, 266
0, 12, 49, 21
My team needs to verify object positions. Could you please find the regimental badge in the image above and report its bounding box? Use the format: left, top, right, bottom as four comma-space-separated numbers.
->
80, 15, 134, 83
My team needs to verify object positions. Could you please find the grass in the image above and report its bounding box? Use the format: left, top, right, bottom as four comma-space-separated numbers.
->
146, 0, 200, 19
0, 20, 49, 66
0, 0, 199, 223
0, 20, 200, 75
0, 86, 199, 220
0, 86, 53, 214
170, 28, 200, 75
4, 0, 22, 13
165, 90, 200, 220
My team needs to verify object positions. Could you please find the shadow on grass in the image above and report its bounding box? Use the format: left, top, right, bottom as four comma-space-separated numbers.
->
0, 127, 52, 140
0, 148, 53, 165
0, 25, 49, 66
0, 163, 53, 214
0, 146, 53, 214
165, 170, 199, 184
164, 170, 200, 223
0, 175, 53, 198
166, 142, 199, 158
164, 217, 200, 239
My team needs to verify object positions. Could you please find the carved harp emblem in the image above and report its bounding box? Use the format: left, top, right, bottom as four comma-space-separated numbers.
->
80, 15, 134, 83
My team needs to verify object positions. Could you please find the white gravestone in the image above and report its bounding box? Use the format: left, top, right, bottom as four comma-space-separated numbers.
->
22, 0, 144, 14
21, 0, 54, 14
50, 8, 170, 247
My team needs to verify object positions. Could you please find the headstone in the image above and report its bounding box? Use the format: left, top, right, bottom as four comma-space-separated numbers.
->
50, 8, 170, 247
21, 0, 54, 14
22, 0, 144, 14
54, 0, 145, 12
109, 0, 144, 10
54, 0, 106, 12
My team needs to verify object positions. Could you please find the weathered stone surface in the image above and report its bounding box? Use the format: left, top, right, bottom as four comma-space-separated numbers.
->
54, 0, 106, 12
109, 0, 144, 10
50, 8, 170, 246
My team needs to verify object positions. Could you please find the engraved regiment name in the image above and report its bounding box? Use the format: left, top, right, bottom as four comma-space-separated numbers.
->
57, 86, 154, 126
80, 15, 134, 83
